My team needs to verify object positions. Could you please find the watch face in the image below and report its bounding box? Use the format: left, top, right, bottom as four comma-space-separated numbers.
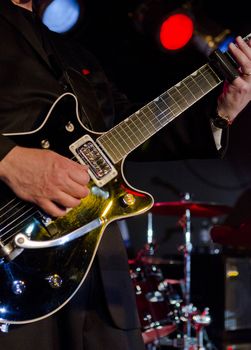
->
213, 116, 229, 129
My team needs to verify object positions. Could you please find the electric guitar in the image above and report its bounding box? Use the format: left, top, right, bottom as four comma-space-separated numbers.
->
0, 43, 244, 327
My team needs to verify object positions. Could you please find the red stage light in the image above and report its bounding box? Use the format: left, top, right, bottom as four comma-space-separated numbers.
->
159, 13, 194, 50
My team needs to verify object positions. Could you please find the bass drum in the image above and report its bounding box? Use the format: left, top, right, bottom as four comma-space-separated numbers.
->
129, 261, 177, 344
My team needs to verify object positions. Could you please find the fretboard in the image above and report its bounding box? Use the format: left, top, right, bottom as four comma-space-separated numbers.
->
97, 63, 222, 163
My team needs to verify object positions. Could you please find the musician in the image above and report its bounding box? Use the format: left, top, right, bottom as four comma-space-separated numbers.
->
0, 0, 251, 349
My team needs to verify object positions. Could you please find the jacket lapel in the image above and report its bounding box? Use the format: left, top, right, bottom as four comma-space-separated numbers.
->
1, 0, 53, 70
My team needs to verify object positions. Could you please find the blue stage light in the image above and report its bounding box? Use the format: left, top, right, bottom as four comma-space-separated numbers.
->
42, 0, 81, 33
218, 35, 235, 52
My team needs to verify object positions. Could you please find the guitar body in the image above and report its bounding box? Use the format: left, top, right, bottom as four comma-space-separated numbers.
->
0, 93, 153, 324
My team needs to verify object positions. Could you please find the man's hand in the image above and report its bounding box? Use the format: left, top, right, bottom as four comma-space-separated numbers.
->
0, 146, 90, 217
217, 36, 251, 122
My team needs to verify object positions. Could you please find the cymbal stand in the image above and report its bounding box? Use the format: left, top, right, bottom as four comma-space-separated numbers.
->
192, 308, 211, 350
147, 212, 155, 254
140, 212, 156, 257
179, 194, 212, 349
181, 193, 193, 349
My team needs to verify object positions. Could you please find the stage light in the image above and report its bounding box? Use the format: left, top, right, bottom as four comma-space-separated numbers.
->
218, 34, 235, 53
159, 13, 194, 50
41, 0, 82, 33
192, 29, 233, 56
129, 1, 195, 52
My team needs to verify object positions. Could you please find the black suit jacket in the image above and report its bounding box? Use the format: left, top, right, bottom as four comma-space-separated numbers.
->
0, 0, 143, 330
0, 0, 220, 331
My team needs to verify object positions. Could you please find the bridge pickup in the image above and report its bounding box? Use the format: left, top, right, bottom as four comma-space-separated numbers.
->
69, 135, 118, 187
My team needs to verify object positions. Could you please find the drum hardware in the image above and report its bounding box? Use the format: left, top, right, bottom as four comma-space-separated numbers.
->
130, 197, 231, 349
150, 195, 230, 349
151, 199, 232, 218
140, 256, 183, 265
129, 213, 179, 348
192, 308, 211, 350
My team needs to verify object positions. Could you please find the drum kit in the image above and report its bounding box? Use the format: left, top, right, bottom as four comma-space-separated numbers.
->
129, 194, 233, 349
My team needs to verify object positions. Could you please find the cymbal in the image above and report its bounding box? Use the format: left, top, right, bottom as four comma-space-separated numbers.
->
139, 256, 183, 265
211, 222, 251, 247
151, 201, 232, 217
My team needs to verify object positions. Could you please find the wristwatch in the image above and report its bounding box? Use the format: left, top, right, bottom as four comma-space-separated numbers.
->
211, 111, 232, 129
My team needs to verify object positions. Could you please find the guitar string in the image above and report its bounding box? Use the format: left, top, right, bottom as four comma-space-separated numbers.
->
0, 66, 217, 219
0, 154, 77, 242
1, 205, 36, 234
98, 64, 218, 157
1, 202, 31, 226
0, 66, 220, 242
99, 75, 203, 156
0, 66, 217, 222
98, 65, 221, 162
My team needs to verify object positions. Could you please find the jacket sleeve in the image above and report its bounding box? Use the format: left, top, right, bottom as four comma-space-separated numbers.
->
0, 134, 16, 160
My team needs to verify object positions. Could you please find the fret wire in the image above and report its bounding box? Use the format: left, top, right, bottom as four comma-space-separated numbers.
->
135, 107, 156, 132
171, 85, 196, 110
133, 110, 159, 135
128, 113, 148, 139
141, 101, 163, 122
98, 133, 121, 161
120, 119, 140, 145
144, 106, 172, 131
113, 124, 133, 153
171, 85, 191, 105
158, 95, 179, 122
157, 95, 177, 112
113, 117, 142, 143
148, 98, 165, 114
157, 93, 176, 115
111, 128, 130, 155
191, 71, 213, 94
160, 93, 181, 117
173, 86, 190, 110
121, 111, 156, 150
163, 88, 183, 114
142, 105, 161, 123
180, 78, 197, 102
98, 63, 222, 163
157, 100, 178, 125
201, 65, 221, 86
100, 119, 141, 161
144, 103, 164, 129
129, 113, 152, 139
101, 109, 157, 160
185, 75, 204, 98
191, 72, 206, 90
141, 107, 164, 133
201, 65, 222, 87
115, 117, 142, 149
117, 120, 138, 148
150, 93, 175, 114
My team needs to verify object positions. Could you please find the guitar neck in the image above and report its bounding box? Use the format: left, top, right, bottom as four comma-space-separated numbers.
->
97, 63, 222, 163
